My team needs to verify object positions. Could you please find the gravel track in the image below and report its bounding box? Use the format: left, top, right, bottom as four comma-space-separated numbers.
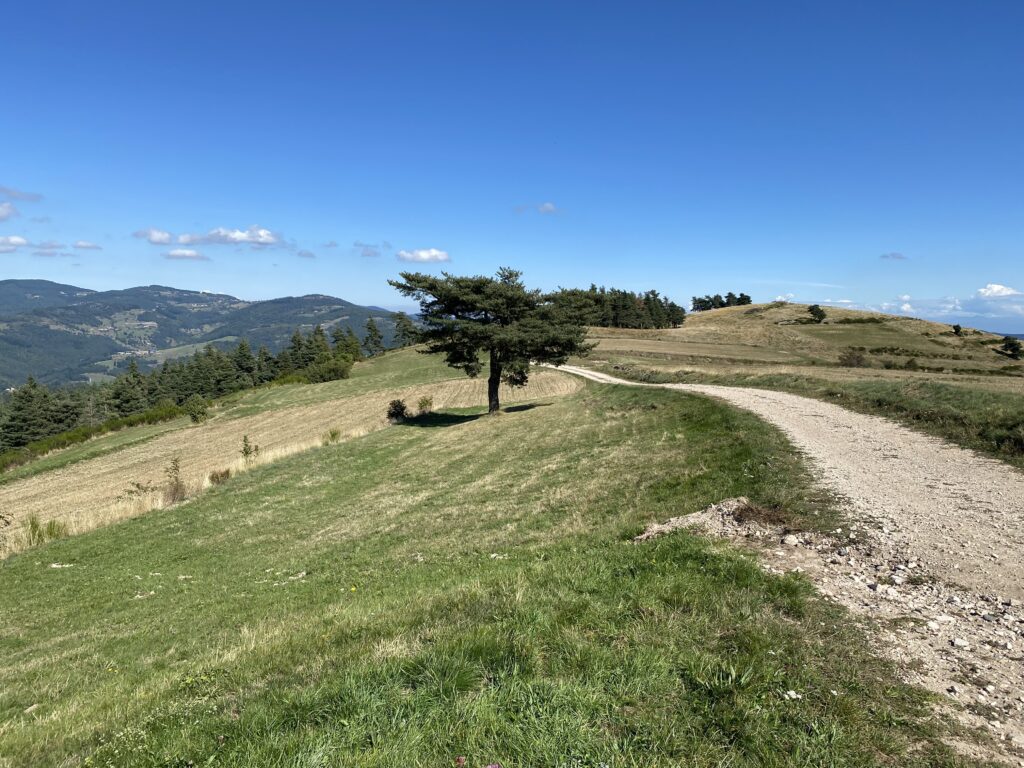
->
559, 365, 1024, 600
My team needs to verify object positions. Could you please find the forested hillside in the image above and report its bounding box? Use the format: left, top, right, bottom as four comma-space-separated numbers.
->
0, 280, 400, 387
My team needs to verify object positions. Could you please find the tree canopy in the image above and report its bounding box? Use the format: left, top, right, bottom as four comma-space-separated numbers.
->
388, 268, 591, 413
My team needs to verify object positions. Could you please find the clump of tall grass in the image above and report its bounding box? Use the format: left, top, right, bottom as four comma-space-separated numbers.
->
321, 428, 342, 446
23, 514, 69, 547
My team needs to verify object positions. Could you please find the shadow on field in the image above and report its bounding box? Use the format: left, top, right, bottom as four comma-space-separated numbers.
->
403, 402, 553, 428
404, 412, 482, 428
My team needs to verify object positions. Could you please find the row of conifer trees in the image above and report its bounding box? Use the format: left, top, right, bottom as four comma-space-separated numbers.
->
0, 317, 411, 454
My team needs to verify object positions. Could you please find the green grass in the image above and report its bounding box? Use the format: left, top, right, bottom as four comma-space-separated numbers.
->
594, 363, 1024, 470
0, 383, 975, 766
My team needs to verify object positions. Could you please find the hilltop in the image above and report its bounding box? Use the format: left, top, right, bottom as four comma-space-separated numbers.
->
0, 280, 400, 388
590, 301, 1016, 375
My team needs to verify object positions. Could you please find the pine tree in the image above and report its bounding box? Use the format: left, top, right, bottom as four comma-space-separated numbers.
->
363, 318, 385, 357
389, 268, 591, 413
309, 325, 333, 363
110, 360, 150, 416
0, 378, 56, 448
393, 312, 419, 347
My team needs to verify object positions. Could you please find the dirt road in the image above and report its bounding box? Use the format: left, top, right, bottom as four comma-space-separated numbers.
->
560, 364, 1024, 757
559, 364, 1024, 599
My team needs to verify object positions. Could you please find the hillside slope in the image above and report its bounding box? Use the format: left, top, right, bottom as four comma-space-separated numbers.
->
0, 351, 970, 767
591, 302, 1014, 373
0, 280, 400, 387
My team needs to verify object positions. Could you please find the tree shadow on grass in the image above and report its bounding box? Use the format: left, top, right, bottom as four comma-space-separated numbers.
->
401, 402, 553, 428
503, 402, 553, 413
402, 412, 482, 428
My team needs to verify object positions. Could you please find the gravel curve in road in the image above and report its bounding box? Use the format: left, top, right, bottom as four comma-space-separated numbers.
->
557, 365, 1024, 600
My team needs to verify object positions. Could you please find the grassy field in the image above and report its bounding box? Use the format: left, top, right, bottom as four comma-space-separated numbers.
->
584, 304, 1024, 468
0, 375, 978, 767
0, 350, 579, 555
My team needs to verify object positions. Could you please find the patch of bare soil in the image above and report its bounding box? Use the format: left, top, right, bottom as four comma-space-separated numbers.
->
637, 497, 1024, 764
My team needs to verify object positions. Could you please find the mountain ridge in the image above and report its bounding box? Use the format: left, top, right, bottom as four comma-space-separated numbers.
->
0, 279, 397, 388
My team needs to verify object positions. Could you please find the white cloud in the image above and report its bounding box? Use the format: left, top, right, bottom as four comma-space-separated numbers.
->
0, 185, 43, 202
774, 293, 795, 301
73, 240, 102, 250
0, 235, 29, 248
977, 283, 1021, 298
322, 240, 339, 248
397, 247, 450, 263
900, 302, 915, 313
0, 202, 17, 221
297, 249, 316, 259
178, 225, 280, 246
165, 248, 209, 261
880, 252, 908, 260
134, 227, 173, 244
898, 294, 911, 301
537, 202, 558, 214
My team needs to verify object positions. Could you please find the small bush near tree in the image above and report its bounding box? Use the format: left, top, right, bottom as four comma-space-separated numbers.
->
417, 396, 434, 415
808, 304, 827, 323
837, 348, 867, 367
386, 399, 409, 423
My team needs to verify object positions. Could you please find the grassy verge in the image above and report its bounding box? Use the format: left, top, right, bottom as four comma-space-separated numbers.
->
0, 384, 976, 766
593, 362, 1024, 470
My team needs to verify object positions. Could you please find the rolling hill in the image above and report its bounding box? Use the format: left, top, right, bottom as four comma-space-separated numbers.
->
588, 301, 1019, 377
0, 280, 401, 388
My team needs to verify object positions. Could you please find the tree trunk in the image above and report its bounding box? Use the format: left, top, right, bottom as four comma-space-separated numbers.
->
487, 350, 502, 414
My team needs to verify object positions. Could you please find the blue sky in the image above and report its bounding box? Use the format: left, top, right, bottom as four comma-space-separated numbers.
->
2, 1, 1023, 329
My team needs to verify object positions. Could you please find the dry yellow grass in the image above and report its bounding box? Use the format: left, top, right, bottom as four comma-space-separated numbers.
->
588, 302, 1012, 371
0, 369, 580, 556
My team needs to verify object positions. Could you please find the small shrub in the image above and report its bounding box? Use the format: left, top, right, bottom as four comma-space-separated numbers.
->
184, 394, 209, 424
241, 435, 260, 465
807, 304, 827, 323
386, 399, 409, 423
837, 348, 867, 367
321, 428, 342, 446
208, 468, 231, 485
164, 457, 188, 504
952, 324, 963, 337
417, 396, 434, 415
881, 358, 898, 370
903, 357, 919, 371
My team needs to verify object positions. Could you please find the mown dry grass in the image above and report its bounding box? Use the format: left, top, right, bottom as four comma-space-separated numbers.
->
0, 368, 579, 556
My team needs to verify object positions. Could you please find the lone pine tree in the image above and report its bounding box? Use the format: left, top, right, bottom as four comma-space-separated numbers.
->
389, 267, 591, 413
